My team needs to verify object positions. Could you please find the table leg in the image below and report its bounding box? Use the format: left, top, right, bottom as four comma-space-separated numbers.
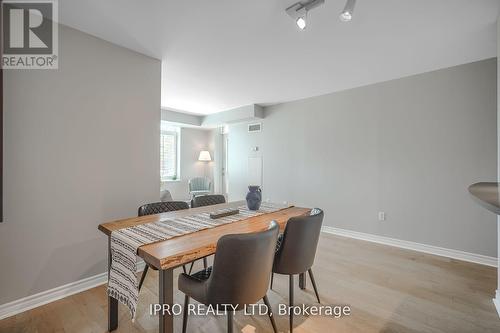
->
299, 272, 306, 290
108, 237, 118, 331
159, 268, 174, 333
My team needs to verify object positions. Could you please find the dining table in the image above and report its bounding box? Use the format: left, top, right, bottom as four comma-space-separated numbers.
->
98, 200, 311, 333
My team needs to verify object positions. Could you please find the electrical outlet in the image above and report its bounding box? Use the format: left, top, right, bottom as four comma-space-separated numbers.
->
378, 212, 386, 221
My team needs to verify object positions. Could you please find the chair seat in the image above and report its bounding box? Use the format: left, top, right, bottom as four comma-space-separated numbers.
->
190, 190, 210, 196
178, 267, 213, 305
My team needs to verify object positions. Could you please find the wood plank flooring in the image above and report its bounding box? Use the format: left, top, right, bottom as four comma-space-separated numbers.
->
1, 233, 499, 333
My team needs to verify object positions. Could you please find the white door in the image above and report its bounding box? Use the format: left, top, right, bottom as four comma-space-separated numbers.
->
221, 133, 229, 195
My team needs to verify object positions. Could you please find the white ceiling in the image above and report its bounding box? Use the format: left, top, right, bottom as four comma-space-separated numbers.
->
59, 0, 499, 115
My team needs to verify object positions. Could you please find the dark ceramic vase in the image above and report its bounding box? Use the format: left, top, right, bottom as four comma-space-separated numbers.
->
246, 185, 262, 210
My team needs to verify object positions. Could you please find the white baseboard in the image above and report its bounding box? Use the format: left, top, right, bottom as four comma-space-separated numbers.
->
322, 226, 498, 267
0, 272, 107, 321
0, 229, 497, 322
0, 260, 146, 321
494, 290, 500, 318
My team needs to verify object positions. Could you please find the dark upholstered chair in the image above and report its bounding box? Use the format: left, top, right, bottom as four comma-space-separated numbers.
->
271, 208, 324, 333
138, 201, 188, 216
137, 201, 190, 290
191, 194, 226, 208
189, 194, 226, 268
179, 221, 279, 333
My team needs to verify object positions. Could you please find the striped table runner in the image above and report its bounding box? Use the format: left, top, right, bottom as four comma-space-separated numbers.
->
107, 202, 288, 318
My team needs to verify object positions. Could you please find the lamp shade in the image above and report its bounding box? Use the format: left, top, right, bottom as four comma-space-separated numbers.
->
198, 150, 212, 161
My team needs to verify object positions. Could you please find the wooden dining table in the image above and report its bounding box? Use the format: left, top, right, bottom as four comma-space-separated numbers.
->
98, 200, 311, 333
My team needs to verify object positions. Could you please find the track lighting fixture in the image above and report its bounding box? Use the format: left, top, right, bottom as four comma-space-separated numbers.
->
286, 0, 325, 30
286, 0, 357, 30
340, 0, 356, 22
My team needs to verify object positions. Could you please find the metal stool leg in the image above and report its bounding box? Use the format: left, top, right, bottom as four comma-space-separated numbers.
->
182, 295, 189, 333
188, 261, 195, 275
263, 294, 278, 333
227, 309, 234, 333
299, 272, 306, 290
308, 268, 321, 303
289, 274, 294, 333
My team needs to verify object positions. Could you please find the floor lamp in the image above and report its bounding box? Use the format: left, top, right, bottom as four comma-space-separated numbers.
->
198, 150, 212, 178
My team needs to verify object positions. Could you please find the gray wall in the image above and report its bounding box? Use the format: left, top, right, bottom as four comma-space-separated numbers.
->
0, 25, 161, 304
228, 59, 497, 257
161, 127, 215, 200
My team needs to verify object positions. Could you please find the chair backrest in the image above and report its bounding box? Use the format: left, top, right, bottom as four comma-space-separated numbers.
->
191, 194, 226, 208
206, 221, 279, 308
189, 177, 211, 192
273, 208, 324, 274
138, 201, 189, 216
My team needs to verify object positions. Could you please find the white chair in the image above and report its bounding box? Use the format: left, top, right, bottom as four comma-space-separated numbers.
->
160, 190, 173, 202
188, 177, 211, 198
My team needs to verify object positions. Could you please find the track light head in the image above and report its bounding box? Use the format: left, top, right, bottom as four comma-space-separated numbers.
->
286, 0, 324, 31
295, 7, 307, 30
339, 11, 352, 22
340, 0, 356, 22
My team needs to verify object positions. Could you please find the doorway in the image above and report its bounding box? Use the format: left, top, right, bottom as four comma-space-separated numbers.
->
221, 133, 229, 196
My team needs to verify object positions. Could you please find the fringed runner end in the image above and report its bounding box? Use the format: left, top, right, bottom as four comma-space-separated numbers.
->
108, 287, 137, 319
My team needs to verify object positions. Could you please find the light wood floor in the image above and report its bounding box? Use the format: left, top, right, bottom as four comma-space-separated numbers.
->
1, 233, 499, 333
